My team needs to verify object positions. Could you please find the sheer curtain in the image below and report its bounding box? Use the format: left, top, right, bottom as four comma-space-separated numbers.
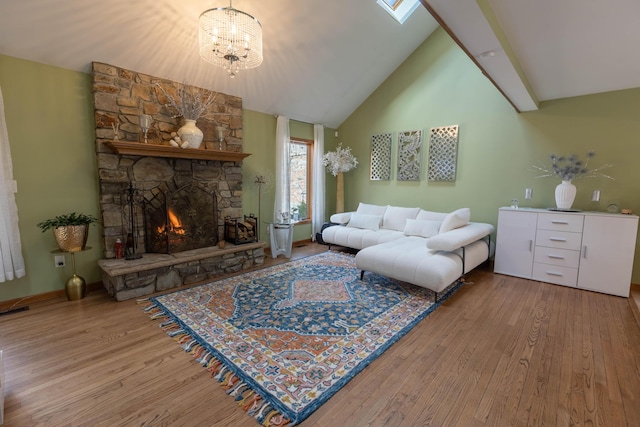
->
0, 86, 25, 282
312, 124, 325, 240
273, 116, 290, 222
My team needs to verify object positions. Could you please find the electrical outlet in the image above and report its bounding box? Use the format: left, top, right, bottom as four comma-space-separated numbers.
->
55, 255, 65, 268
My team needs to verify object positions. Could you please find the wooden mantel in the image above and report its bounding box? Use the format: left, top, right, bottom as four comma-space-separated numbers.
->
104, 140, 251, 162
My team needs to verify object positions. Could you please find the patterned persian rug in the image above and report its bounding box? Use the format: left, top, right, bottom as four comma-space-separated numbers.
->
140, 251, 462, 426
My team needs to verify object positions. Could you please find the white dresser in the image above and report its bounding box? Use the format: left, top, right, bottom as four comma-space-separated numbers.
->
494, 207, 639, 297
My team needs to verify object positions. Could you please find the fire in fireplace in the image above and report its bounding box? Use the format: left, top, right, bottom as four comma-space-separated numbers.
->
144, 184, 217, 254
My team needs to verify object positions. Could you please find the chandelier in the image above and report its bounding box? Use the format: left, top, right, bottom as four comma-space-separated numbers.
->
199, 1, 263, 78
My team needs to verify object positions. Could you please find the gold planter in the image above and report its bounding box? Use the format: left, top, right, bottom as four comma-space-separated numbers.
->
53, 225, 88, 252
66, 274, 87, 301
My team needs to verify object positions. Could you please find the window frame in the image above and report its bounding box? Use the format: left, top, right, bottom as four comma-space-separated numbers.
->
376, 0, 420, 24
289, 137, 313, 224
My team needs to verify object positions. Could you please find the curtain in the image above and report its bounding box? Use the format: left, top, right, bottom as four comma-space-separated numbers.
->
0, 85, 25, 282
312, 124, 325, 240
274, 116, 290, 222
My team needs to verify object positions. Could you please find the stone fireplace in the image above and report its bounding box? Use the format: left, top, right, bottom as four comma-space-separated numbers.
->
92, 62, 265, 301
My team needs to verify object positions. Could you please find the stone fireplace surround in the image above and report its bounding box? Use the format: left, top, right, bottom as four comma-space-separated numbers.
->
92, 62, 265, 301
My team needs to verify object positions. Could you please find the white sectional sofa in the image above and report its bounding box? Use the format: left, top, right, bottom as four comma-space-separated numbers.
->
322, 203, 494, 299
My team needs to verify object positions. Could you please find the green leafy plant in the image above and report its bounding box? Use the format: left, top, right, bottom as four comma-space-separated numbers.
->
37, 213, 98, 232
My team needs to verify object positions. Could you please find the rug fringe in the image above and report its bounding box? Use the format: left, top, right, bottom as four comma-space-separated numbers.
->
142, 298, 292, 427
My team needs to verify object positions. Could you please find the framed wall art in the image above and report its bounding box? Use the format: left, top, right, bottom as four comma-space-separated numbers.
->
427, 125, 459, 181
397, 130, 422, 181
370, 133, 392, 180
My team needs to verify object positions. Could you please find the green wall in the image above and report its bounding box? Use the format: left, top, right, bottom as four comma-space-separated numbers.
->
338, 27, 640, 282
0, 55, 101, 301
0, 55, 336, 302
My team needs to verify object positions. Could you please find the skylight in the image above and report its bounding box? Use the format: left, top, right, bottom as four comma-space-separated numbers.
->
377, 0, 421, 24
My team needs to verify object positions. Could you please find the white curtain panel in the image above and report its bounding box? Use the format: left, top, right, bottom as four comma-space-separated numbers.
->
273, 116, 290, 222
0, 86, 25, 282
312, 124, 325, 240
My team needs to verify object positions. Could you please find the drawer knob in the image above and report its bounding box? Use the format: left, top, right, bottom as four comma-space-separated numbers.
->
548, 254, 565, 259
551, 221, 569, 225
549, 238, 567, 242
546, 271, 563, 277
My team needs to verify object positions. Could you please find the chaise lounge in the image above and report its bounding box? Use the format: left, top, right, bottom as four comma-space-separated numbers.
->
322, 203, 494, 299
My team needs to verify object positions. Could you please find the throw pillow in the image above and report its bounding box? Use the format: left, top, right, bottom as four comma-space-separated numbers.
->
356, 202, 388, 216
382, 206, 421, 231
347, 213, 383, 230
439, 208, 471, 233
403, 219, 442, 238
416, 209, 448, 221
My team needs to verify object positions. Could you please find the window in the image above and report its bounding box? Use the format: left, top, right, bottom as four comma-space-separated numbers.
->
289, 138, 313, 222
377, 0, 420, 24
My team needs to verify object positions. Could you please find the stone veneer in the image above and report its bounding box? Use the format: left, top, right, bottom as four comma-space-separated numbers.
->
92, 62, 265, 300
98, 243, 265, 301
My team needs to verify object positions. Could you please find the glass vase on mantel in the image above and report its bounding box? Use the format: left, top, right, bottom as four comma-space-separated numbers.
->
555, 180, 577, 210
177, 119, 204, 149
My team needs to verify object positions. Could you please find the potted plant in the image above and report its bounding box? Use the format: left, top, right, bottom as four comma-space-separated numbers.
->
37, 212, 98, 252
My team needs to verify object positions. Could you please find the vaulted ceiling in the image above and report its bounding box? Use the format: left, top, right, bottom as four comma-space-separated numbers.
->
0, 0, 438, 129
1, 1, 639, 128
425, 0, 640, 111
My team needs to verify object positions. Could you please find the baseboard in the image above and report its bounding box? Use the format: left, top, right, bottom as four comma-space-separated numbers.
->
0, 281, 103, 312
293, 238, 313, 247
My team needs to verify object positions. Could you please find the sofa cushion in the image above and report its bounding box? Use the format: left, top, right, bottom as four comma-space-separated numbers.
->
356, 237, 491, 293
322, 225, 404, 250
347, 213, 383, 230
439, 208, 471, 233
356, 203, 387, 216
382, 206, 420, 231
416, 209, 448, 221
403, 219, 442, 238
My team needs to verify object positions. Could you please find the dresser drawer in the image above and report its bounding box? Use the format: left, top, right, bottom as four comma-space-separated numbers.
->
537, 212, 584, 232
535, 229, 582, 250
534, 246, 580, 268
532, 263, 578, 287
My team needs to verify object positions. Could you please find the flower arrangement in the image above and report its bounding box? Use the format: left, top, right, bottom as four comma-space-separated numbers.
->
533, 151, 613, 182
322, 143, 358, 176
155, 82, 217, 120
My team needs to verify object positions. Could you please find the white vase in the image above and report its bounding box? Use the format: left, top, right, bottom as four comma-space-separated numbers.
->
177, 119, 204, 149
555, 180, 576, 210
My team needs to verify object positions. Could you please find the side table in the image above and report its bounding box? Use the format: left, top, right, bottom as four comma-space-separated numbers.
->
52, 247, 91, 301
268, 222, 294, 258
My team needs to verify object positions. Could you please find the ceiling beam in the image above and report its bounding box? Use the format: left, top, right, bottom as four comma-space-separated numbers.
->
420, 0, 539, 112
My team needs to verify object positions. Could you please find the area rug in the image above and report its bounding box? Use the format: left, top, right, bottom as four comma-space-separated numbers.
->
140, 251, 463, 426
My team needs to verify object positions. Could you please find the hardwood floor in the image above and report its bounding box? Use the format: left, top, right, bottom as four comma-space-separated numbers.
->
2, 243, 640, 426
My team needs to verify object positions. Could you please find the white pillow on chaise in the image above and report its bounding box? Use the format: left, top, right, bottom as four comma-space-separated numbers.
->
347, 213, 383, 230
439, 208, 470, 233
382, 206, 421, 231
356, 203, 388, 216
403, 219, 442, 238
416, 209, 448, 221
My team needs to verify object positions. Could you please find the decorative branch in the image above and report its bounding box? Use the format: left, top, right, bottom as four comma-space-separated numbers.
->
154, 82, 217, 121
532, 151, 614, 181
